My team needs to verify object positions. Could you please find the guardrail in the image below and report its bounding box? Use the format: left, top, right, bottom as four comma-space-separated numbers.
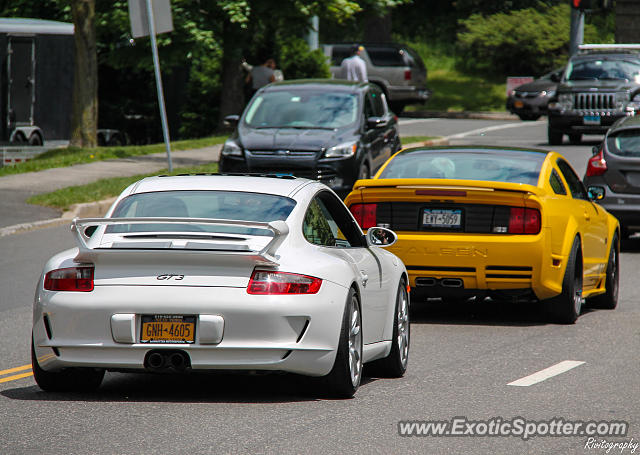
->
0, 146, 48, 167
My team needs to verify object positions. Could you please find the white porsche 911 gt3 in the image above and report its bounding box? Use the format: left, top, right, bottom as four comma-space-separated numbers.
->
32, 175, 409, 397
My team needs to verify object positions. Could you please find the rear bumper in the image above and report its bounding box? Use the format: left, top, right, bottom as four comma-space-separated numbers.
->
387, 86, 431, 103
32, 282, 347, 376
386, 230, 564, 300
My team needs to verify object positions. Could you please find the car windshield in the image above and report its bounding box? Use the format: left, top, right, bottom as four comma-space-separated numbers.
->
243, 90, 359, 129
108, 190, 296, 235
565, 58, 640, 82
608, 130, 640, 157
378, 149, 545, 186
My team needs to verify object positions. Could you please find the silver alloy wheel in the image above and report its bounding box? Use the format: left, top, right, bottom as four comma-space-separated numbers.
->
397, 285, 409, 368
573, 272, 583, 315
348, 296, 362, 386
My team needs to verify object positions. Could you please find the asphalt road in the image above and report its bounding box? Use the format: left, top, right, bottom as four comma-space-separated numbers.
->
0, 118, 637, 455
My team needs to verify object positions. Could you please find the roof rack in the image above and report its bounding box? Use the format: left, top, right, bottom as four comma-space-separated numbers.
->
578, 44, 640, 53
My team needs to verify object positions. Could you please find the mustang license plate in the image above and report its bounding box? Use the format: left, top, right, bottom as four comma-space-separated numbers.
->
422, 209, 462, 228
583, 115, 601, 125
141, 315, 196, 343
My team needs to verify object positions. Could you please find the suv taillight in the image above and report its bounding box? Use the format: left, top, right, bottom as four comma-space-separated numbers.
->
44, 266, 94, 292
586, 150, 607, 177
404, 70, 412, 81
349, 203, 377, 229
247, 270, 322, 295
508, 207, 541, 234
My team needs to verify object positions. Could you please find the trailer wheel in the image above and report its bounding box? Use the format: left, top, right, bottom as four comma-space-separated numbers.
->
28, 133, 43, 146
12, 132, 26, 143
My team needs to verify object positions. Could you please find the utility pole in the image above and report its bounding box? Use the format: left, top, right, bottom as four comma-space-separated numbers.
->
569, 6, 584, 57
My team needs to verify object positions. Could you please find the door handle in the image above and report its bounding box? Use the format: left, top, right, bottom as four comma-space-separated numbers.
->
360, 271, 369, 287
584, 211, 590, 221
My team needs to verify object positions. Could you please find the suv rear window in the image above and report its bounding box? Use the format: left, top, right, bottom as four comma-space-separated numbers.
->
608, 130, 640, 157
367, 47, 407, 67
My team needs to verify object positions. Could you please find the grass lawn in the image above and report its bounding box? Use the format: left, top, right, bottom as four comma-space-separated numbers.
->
0, 135, 227, 178
404, 41, 506, 112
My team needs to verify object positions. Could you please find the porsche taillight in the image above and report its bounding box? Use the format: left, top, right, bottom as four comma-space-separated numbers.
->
44, 266, 94, 292
586, 150, 607, 177
247, 270, 322, 295
508, 207, 541, 234
349, 203, 377, 229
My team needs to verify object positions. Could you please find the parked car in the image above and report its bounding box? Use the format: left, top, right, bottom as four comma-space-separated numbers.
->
547, 44, 640, 145
322, 43, 430, 113
220, 79, 401, 197
506, 68, 563, 121
344, 146, 620, 324
31, 175, 410, 398
584, 115, 640, 238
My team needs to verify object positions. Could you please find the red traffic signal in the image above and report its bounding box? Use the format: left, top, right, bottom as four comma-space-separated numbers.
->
571, 0, 592, 9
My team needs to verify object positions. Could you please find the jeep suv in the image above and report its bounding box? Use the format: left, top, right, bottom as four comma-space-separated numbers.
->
323, 43, 430, 113
547, 45, 640, 145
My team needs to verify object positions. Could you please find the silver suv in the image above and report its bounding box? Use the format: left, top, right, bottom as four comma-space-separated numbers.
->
322, 43, 430, 113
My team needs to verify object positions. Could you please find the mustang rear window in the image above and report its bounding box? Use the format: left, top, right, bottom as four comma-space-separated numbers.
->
378, 149, 545, 186
108, 190, 296, 235
608, 130, 640, 157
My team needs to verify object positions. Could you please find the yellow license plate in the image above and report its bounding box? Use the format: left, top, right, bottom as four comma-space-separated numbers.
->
141, 315, 196, 343
514, 101, 524, 108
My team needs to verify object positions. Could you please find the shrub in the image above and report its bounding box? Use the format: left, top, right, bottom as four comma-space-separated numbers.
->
278, 38, 331, 80
456, 3, 612, 77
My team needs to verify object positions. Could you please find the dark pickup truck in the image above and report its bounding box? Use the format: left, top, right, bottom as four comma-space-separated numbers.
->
547, 45, 640, 145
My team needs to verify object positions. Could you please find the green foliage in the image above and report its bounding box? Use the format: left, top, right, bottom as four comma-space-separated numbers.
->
279, 38, 331, 80
456, 3, 614, 77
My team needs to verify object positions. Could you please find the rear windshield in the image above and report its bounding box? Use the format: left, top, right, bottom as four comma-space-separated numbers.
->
378, 149, 545, 186
367, 47, 410, 67
608, 130, 640, 157
108, 190, 296, 235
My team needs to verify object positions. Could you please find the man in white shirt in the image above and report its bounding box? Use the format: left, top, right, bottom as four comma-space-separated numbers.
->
340, 45, 368, 82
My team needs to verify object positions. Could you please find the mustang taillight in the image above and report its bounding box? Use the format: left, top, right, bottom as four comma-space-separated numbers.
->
349, 203, 377, 229
586, 150, 607, 177
247, 270, 322, 295
44, 266, 94, 292
508, 207, 541, 234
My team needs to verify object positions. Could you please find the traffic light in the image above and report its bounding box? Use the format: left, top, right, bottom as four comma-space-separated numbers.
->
571, 0, 593, 9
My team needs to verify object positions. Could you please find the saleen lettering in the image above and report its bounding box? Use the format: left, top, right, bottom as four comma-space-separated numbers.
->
393, 246, 488, 258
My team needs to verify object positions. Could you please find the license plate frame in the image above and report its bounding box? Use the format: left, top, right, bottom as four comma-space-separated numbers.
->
140, 314, 196, 344
422, 208, 463, 229
583, 115, 601, 125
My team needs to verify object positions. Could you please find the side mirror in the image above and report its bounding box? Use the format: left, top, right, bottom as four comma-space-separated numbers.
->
587, 185, 605, 201
367, 116, 388, 129
550, 72, 561, 83
224, 115, 240, 127
366, 226, 398, 247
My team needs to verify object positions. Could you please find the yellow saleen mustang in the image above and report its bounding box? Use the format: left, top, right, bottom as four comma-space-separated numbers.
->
344, 146, 620, 324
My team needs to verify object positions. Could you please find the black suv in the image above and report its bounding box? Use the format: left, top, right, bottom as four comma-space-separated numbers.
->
220, 80, 400, 196
583, 115, 640, 238
547, 45, 640, 145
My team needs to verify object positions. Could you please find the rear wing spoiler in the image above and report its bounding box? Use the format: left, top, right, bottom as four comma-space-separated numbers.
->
71, 217, 289, 266
352, 178, 541, 195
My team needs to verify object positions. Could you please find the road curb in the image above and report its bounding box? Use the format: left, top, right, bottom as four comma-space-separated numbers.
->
403, 111, 519, 121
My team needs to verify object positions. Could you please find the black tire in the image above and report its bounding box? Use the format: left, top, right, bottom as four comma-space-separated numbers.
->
590, 233, 619, 309
569, 133, 582, 144
368, 278, 410, 378
548, 125, 563, 145
31, 338, 104, 392
28, 133, 43, 146
546, 237, 583, 324
323, 288, 363, 398
389, 101, 406, 114
518, 113, 541, 121
12, 132, 26, 143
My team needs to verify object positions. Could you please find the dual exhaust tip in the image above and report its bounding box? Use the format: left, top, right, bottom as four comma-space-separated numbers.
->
145, 350, 191, 372
415, 277, 464, 288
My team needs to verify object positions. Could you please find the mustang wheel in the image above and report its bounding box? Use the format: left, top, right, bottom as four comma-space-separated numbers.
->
548, 237, 583, 324
591, 233, 619, 310
324, 288, 362, 398
369, 278, 410, 377
31, 338, 104, 392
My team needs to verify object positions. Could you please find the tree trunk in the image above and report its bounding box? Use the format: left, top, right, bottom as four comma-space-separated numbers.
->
70, 0, 98, 148
217, 19, 245, 131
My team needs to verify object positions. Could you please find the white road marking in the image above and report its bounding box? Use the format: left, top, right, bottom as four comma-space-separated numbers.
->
507, 360, 586, 387
447, 121, 545, 139
398, 118, 439, 125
